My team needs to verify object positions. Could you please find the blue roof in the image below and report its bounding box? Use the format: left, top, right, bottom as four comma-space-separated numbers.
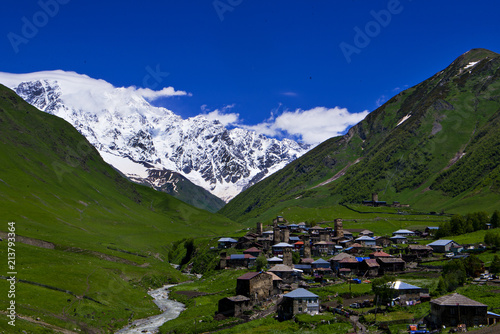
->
230, 254, 245, 260
427, 239, 455, 246
218, 237, 237, 242
283, 288, 319, 299
273, 242, 294, 248
390, 281, 423, 290
393, 229, 415, 234
289, 236, 300, 241
294, 264, 312, 269
355, 236, 375, 241
390, 235, 407, 239
355, 257, 370, 262
427, 226, 440, 230
312, 258, 329, 264
345, 247, 353, 251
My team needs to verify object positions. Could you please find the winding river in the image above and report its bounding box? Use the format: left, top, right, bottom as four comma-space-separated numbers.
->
116, 284, 185, 334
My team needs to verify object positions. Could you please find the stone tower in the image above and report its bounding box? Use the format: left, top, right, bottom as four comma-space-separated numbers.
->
303, 235, 311, 258
372, 193, 378, 202
283, 229, 290, 244
256, 222, 263, 236
282, 247, 293, 267
334, 218, 344, 238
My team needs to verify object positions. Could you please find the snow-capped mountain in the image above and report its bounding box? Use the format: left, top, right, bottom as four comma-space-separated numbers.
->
0, 71, 309, 202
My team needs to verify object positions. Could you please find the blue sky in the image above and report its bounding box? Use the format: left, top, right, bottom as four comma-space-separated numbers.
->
1, 0, 500, 144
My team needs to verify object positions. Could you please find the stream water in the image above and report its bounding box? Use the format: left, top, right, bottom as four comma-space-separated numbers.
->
116, 284, 185, 334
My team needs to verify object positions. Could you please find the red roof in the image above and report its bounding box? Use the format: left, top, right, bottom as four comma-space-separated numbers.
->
339, 268, 351, 272
370, 251, 391, 257
339, 258, 358, 263
294, 241, 304, 245
244, 247, 261, 253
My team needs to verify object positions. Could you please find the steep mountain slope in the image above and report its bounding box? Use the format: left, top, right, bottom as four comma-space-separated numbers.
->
0, 71, 309, 202
221, 48, 500, 222
129, 169, 226, 212
0, 84, 239, 331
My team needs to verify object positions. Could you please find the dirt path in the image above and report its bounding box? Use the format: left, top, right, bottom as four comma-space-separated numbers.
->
0, 311, 78, 334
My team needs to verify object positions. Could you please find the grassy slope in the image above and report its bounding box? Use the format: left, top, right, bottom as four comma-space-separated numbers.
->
221, 48, 500, 224
0, 85, 241, 333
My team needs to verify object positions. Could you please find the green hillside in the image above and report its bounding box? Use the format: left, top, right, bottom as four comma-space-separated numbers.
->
0, 84, 240, 332
221, 48, 500, 223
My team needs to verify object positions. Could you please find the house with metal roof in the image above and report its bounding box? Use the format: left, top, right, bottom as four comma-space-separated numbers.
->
272, 242, 294, 255
392, 229, 416, 237
430, 293, 488, 327
218, 237, 238, 249
278, 288, 320, 320
389, 281, 428, 303
427, 239, 460, 253
354, 236, 376, 247
390, 235, 408, 244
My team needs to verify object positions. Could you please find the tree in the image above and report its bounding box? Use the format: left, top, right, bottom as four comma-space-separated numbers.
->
490, 255, 500, 274
371, 275, 396, 306
484, 231, 500, 248
491, 210, 500, 229
450, 214, 466, 235
255, 255, 268, 271
436, 276, 448, 295
292, 251, 301, 264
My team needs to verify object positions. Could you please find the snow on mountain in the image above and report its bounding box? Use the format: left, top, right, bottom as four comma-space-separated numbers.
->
0, 70, 310, 202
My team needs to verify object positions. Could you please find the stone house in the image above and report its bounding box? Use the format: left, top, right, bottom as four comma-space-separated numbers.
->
236, 272, 273, 301
361, 258, 380, 277
406, 244, 433, 257
375, 236, 392, 247
226, 254, 256, 268
360, 230, 374, 237
268, 264, 295, 284
243, 247, 262, 258
377, 257, 405, 273
272, 242, 294, 256
337, 257, 360, 275
218, 295, 251, 317
278, 288, 320, 320
430, 293, 488, 327
329, 252, 356, 272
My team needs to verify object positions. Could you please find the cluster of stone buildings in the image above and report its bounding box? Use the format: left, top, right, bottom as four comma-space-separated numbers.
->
213, 216, 498, 328
217, 217, 445, 278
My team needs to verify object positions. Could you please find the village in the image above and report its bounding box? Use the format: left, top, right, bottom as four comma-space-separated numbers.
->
212, 214, 500, 333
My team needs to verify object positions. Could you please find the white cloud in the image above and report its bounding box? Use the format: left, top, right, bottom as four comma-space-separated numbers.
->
134, 86, 190, 99
243, 107, 369, 145
281, 91, 298, 97
204, 109, 240, 127
376, 95, 387, 107
202, 104, 240, 127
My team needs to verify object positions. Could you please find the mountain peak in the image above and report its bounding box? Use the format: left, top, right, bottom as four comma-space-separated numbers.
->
0, 70, 310, 202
